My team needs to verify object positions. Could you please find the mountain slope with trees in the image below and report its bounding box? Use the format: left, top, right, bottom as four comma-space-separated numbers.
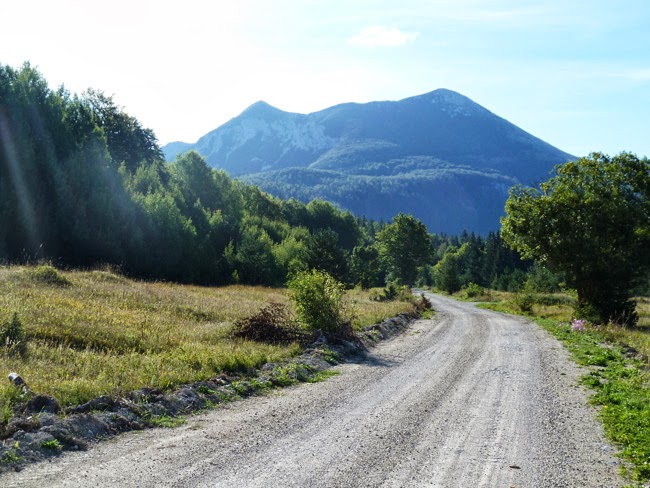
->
164, 90, 574, 234
1, 63, 535, 291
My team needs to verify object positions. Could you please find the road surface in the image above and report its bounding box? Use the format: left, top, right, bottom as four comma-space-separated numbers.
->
3, 293, 623, 487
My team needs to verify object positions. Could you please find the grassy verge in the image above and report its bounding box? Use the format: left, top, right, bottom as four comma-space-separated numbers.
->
477, 292, 650, 485
0, 265, 415, 416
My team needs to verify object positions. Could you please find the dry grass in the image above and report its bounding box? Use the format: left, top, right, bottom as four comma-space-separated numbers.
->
347, 287, 418, 329
0, 266, 413, 410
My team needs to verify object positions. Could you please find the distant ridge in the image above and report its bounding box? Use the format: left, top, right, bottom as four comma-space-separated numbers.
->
163, 89, 573, 233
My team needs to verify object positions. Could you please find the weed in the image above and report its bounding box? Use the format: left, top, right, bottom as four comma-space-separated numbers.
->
306, 370, 340, 383
41, 439, 62, 450
3, 441, 21, 463
370, 282, 412, 302
319, 346, 342, 364
196, 385, 216, 395
147, 414, 186, 428
512, 290, 535, 314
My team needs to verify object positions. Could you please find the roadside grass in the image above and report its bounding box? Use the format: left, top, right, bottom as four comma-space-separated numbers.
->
347, 287, 421, 329
0, 265, 414, 417
476, 291, 650, 485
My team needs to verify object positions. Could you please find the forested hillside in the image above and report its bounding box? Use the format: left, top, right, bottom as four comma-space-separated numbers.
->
0, 63, 534, 289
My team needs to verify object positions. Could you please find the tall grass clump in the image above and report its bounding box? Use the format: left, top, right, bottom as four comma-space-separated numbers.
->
25, 264, 71, 287
0, 313, 27, 357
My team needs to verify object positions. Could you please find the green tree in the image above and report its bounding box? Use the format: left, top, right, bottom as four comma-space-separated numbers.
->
434, 245, 464, 293
82, 89, 163, 172
377, 213, 434, 285
225, 226, 279, 285
501, 152, 650, 324
350, 244, 382, 289
305, 229, 349, 282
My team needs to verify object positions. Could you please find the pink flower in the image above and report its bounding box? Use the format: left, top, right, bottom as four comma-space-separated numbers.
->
571, 318, 586, 333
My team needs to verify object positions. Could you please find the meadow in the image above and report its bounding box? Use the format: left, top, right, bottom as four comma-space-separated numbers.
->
0, 265, 414, 414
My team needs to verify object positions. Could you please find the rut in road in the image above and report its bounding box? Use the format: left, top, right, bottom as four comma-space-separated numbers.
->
3, 293, 624, 487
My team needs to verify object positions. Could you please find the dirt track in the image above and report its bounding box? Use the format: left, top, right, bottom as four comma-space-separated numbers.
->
3, 293, 624, 487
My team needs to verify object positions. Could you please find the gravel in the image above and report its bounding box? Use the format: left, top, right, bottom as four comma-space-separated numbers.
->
1, 293, 624, 487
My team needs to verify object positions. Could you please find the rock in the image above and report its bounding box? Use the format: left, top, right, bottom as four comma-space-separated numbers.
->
24, 395, 60, 414
69, 395, 115, 414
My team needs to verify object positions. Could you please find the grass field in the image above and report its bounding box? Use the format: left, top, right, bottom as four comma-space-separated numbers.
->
0, 265, 415, 413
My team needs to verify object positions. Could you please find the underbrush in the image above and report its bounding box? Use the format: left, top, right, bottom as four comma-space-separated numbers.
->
0, 265, 414, 420
477, 290, 650, 484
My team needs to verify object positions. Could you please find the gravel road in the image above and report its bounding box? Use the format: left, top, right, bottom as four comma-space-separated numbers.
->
3, 293, 624, 487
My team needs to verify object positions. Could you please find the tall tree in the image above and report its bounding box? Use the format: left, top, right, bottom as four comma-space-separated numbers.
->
501, 152, 650, 324
377, 213, 434, 285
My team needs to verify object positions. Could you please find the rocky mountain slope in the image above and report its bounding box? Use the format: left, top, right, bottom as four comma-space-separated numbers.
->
163, 90, 574, 233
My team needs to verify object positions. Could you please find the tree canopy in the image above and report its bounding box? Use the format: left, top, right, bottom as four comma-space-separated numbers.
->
501, 152, 650, 324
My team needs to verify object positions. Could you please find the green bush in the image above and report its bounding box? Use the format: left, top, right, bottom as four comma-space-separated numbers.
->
288, 270, 352, 336
513, 291, 535, 314
463, 282, 483, 299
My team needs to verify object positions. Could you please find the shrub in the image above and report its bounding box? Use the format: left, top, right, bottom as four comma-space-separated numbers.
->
0, 313, 27, 356
513, 291, 535, 314
288, 270, 352, 336
463, 282, 483, 299
231, 303, 307, 344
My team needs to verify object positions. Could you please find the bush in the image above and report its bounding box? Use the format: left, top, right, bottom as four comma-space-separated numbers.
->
0, 313, 27, 356
513, 291, 535, 314
231, 303, 307, 344
288, 270, 352, 336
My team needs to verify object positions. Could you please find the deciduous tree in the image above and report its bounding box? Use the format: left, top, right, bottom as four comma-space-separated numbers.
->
501, 152, 650, 324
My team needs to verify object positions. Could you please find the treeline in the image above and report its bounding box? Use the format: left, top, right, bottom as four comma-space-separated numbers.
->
1, 62, 538, 290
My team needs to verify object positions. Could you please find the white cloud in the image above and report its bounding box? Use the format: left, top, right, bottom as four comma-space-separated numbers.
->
349, 26, 419, 48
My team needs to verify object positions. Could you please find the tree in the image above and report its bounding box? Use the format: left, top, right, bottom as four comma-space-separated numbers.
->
377, 213, 434, 285
501, 152, 650, 324
350, 244, 382, 289
434, 245, 463, 293
82, 89, 163, 172
305, 229, 348, 282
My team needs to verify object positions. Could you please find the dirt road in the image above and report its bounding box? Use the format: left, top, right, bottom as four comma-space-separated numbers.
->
3, 293, 624, 487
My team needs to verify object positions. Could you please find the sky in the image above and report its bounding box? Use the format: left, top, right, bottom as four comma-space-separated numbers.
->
1, 0, 649, 158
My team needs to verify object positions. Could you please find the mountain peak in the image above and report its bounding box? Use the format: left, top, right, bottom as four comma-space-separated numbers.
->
240, 100, 285, 118
408, 88, 486, 117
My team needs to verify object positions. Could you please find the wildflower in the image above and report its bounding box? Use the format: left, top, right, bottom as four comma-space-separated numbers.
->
571, 318, 586, 333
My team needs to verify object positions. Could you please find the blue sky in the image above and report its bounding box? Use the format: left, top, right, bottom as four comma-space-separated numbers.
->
2, 0, 649, 157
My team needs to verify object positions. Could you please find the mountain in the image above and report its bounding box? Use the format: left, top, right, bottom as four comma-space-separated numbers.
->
163, 89, 574, 234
